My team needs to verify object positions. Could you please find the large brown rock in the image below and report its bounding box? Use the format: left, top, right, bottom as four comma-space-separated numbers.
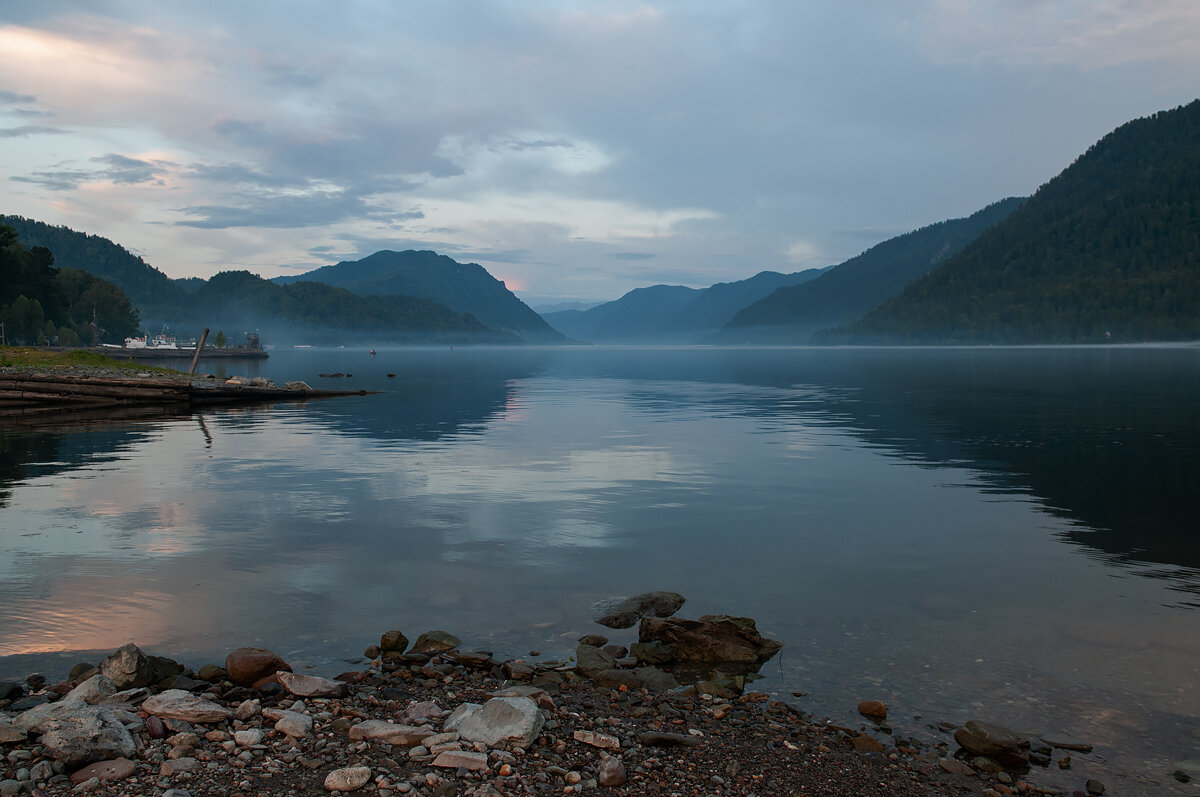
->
224, 647, 292, 687
954, 720, 1030, 766
637, 615, 783, 663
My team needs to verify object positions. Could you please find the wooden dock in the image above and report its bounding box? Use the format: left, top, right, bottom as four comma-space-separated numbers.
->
0, 372, 370, 416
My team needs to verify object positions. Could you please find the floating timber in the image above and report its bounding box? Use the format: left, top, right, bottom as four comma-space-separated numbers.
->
0, 372, 371, 417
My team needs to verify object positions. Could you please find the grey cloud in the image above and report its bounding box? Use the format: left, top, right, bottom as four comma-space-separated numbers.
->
176, 189, 404, 229
0, 90, 37, 104
91, 154, 169, 184
0, 125, 67, 138
609, 252, 657, 261
11, 170, 92, 191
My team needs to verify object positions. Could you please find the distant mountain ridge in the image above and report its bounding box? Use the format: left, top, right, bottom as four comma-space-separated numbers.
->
2, 218, 521, 343
715, 198, 1025, 343
276, 250, 566, 343
544, 269, 829, 343
826, 100, 1200, 343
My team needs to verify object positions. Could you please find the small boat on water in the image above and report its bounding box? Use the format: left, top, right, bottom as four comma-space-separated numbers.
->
125, 326, 177, 350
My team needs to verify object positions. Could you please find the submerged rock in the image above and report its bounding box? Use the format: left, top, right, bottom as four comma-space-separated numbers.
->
593, 591, 686, 629
954, 720, 1030, 766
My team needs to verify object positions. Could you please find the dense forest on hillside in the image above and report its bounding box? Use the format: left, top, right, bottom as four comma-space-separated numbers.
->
717, 199, 1024, 343
826, 101, 1200, 343
193, 271, 520, 343
0, 215, 190, 318
276, 250, 565, 343
2, 219, 521, 343
0, 224, 139, 345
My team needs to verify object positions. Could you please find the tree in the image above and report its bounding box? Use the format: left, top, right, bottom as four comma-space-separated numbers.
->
214, 329, 226, 347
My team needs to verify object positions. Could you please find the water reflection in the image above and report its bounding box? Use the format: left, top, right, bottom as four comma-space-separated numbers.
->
2, 346, 1199, 795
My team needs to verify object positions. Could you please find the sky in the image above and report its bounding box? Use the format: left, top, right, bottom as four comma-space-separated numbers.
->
2, 1, 1199, 306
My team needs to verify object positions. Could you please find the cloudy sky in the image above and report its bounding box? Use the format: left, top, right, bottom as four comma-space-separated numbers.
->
2, 1, 1199, 304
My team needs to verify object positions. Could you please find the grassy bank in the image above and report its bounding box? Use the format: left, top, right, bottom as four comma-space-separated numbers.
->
0, 346, 180, 374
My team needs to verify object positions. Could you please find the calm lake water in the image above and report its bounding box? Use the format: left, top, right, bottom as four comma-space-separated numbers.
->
2, 345, 1199, 793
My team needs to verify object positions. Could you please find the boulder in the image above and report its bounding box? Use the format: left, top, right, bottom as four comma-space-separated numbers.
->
142, 690, 230, 724
630, 640, 676, 664
0, 721, 26, 744
39, 706, 137, 766
224, 647, 291, 687
14, 698, 88, 733
637, 615, 782, 663
348, 719, 432, 747
277, 672, 348, 698
574, 644, 617, 677
857, 700, 888, 720
380, 630, 409, 652
263, 708, 313, 738
325, 766, 372, 792
400, 700, 445, 725
954, 720, 1030, 766
593, 591, 687, 629
64, 674, 118, 705
444, 697, 544, 749
431, 750, 488, 770
68, 758, 136, 784
409, 630, 460, 655
98, 643, 152, 689
598, 755, 627, 787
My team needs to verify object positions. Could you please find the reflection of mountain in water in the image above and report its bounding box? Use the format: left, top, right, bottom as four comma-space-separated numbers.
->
0, 421, 158, 508
602, 347, 1200, 584
289, 350, 546, 443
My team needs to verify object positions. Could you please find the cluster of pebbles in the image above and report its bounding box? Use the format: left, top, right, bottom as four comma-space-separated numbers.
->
0, 616, 1117, 797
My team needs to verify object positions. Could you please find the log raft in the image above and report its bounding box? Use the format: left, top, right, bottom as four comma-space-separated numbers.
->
0, 372, 371, 413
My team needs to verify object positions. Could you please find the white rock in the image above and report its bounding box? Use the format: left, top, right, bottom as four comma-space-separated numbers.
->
348, 719, 432, 747
234, 729, 264, 747
142, 690, 230, 724
40, 706, 137, 766
324, 766, 371, 791
64, 675, 118, 705
277, 672, 347, 698
444, 697, 544, 749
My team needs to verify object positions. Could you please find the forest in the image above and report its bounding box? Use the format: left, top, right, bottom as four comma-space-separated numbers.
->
0, 224, 140, 346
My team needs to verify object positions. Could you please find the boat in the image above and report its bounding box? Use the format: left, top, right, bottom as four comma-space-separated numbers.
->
150, 326, 178, 349
124, 336, 147, 349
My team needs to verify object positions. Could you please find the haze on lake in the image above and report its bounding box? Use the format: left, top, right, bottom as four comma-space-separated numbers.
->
1, 345, 1198, 793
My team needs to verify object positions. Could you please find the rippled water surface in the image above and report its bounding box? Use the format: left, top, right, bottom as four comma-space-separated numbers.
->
2, 345, 1199, 793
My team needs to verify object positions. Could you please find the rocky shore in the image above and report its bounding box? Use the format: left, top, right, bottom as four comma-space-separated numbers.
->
0, 598, 1123, 797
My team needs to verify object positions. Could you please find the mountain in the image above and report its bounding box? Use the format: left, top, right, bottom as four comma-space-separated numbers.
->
275, 250, 566, 343
715, 198, 1025, 343
2, 218, 519, 344
543, 269, 828, 343
190, 271, 519, 344
0, 222, 140, 345
824, 100, 1200, 344
0, 215, 191, 317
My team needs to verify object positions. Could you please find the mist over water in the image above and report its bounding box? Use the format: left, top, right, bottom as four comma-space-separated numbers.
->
2, 345, 1198, 794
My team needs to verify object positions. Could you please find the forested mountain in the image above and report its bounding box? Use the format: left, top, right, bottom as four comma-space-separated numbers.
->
0, 215, 190, 318
0, 224, 139, 345
276, 250, 566, 343
188, 271, 519, 344
543, 269, 828, 343
2, 219, 523, 344
825, 100, 1200, 344
716, 199, 1024, 343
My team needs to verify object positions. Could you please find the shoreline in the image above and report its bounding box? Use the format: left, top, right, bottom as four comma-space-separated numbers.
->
0, 622, 1124, 797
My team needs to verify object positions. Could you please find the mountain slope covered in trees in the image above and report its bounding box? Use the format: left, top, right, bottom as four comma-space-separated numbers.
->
0, 223, 139, 345
715, 199, 1024, 343
543, 269, 828, 343
2, 219, 522, 343
0, 215, 190, 319
825, 100, 1200, 343
276, 250, 565, 343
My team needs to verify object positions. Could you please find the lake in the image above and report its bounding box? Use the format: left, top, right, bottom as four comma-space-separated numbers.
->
2, 345, 1198, 794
